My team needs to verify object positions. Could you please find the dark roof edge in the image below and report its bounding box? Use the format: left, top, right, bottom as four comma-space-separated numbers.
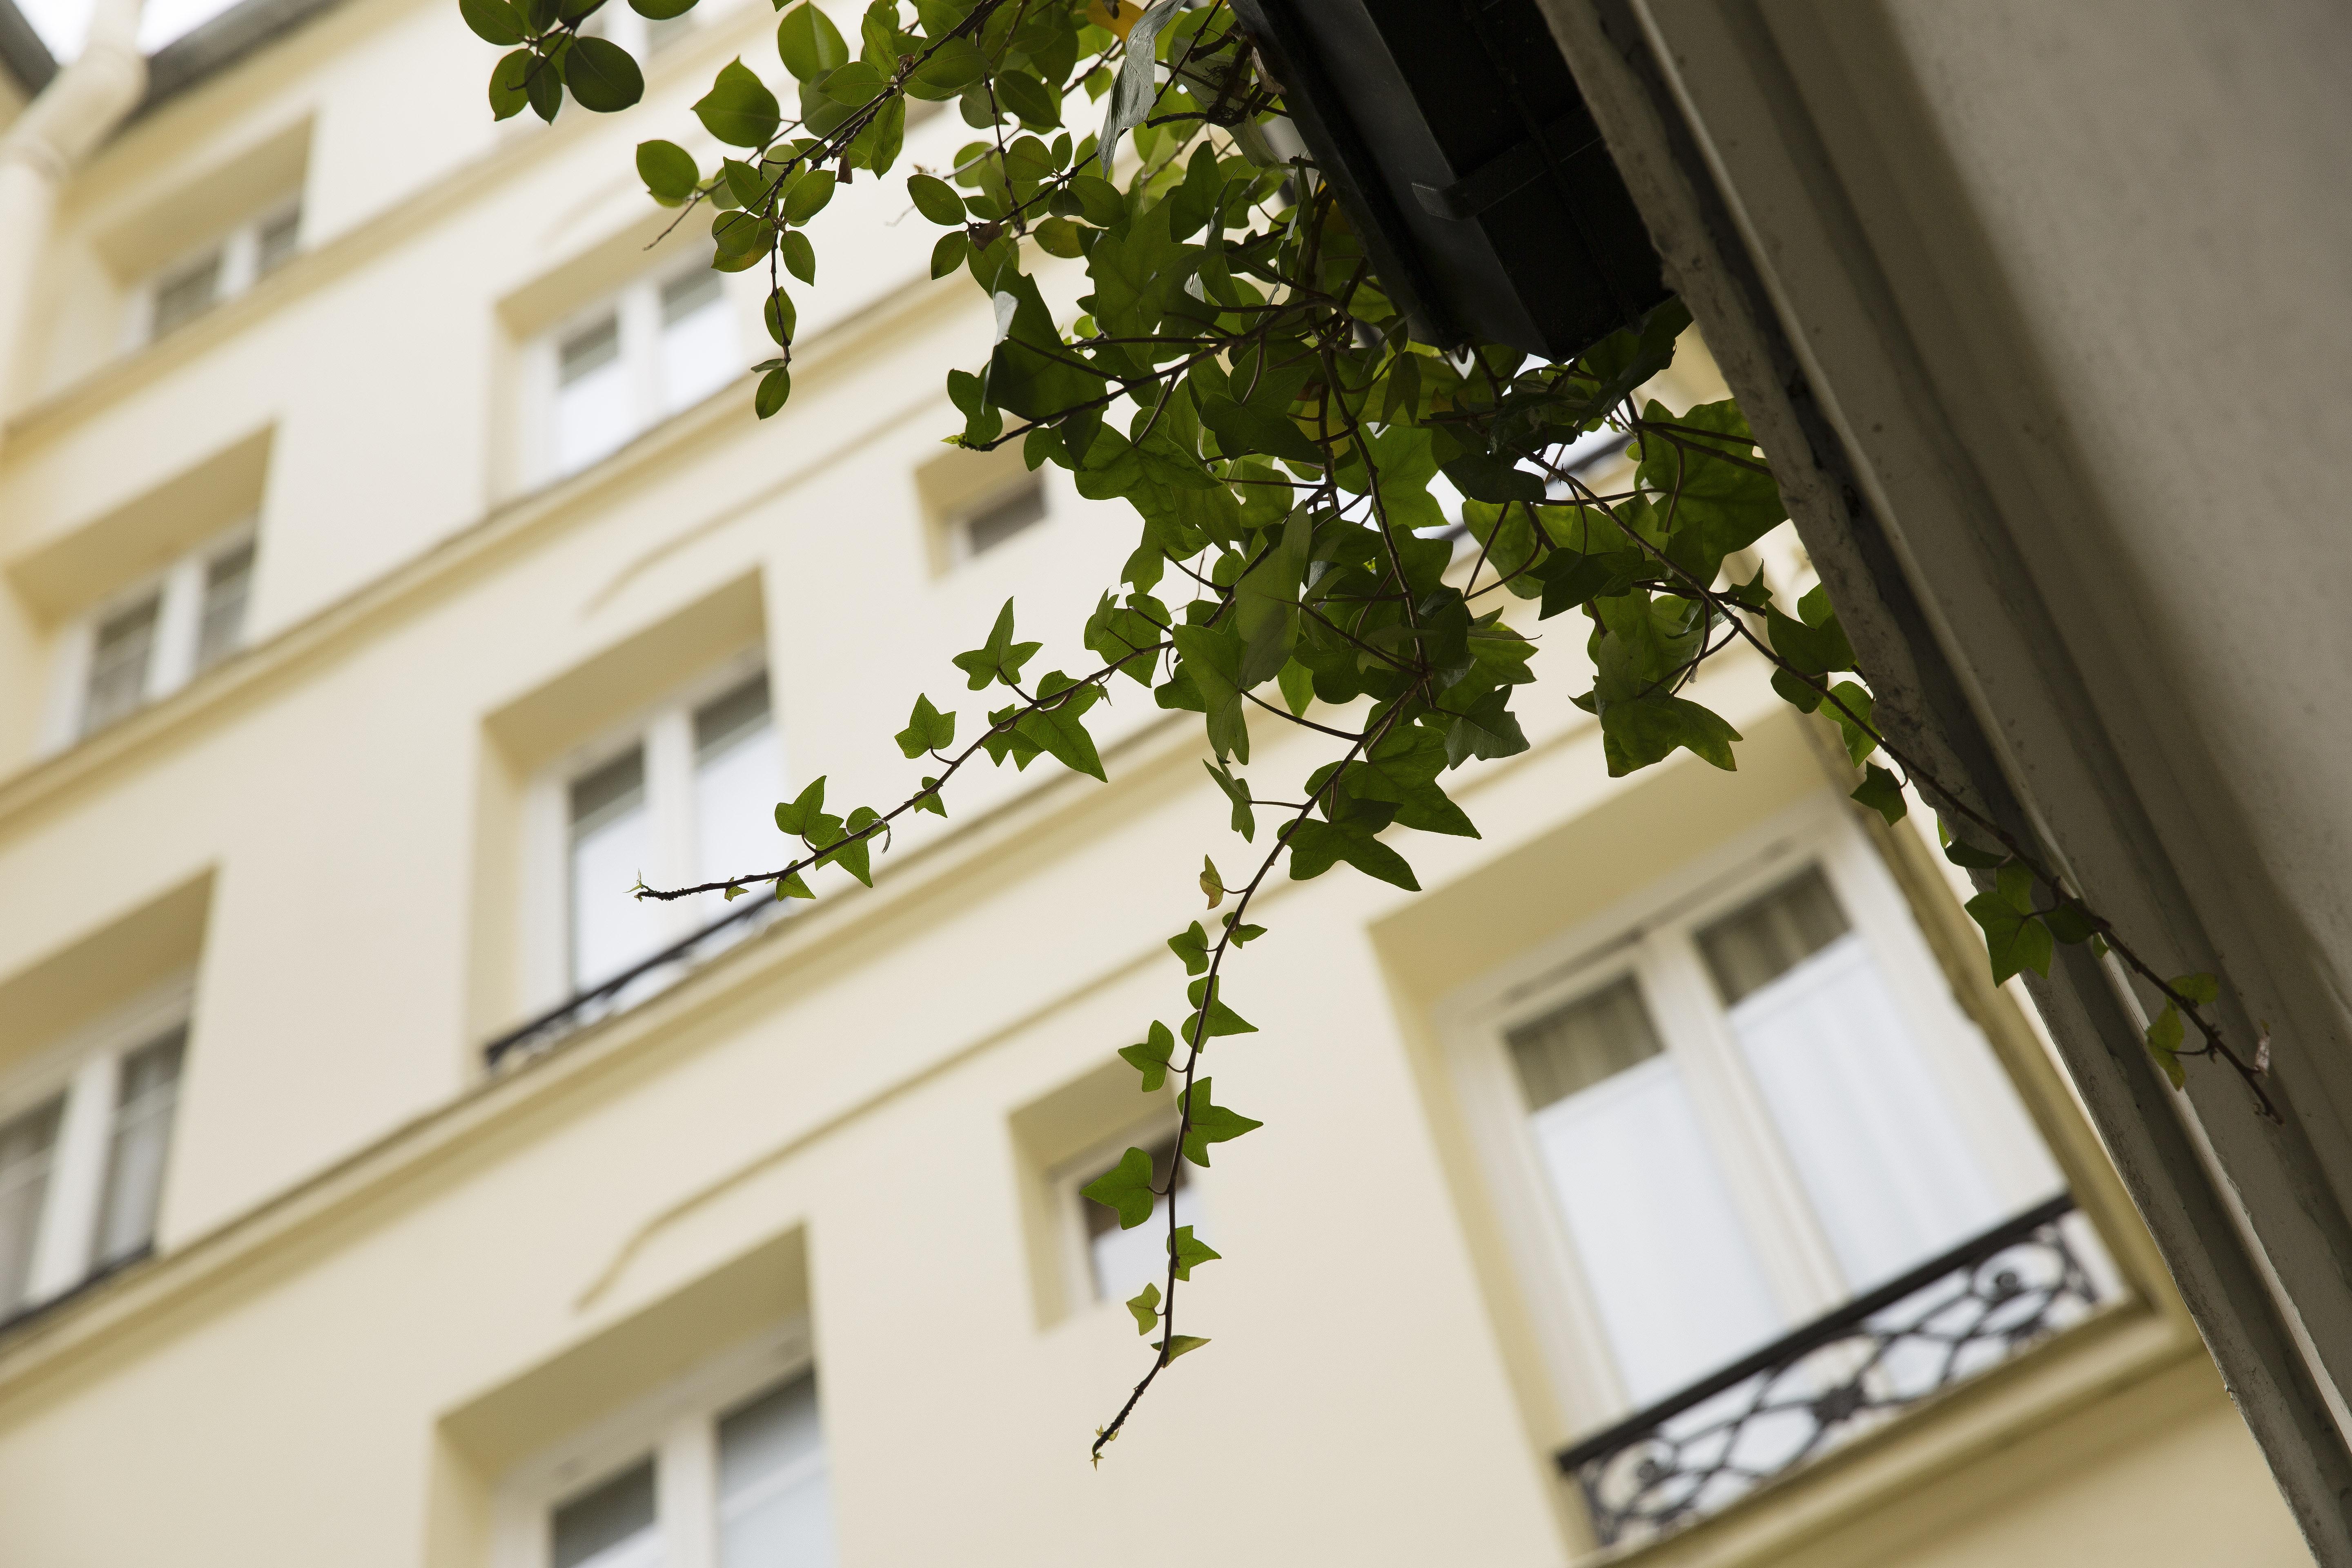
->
137, 0, 345, 114
0, 0, 59, 97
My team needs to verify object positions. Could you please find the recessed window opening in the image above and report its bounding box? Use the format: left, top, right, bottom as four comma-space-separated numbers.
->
69, 526, 260, 741
1074, 1133, 1198, 1305
715, 1374, 832, 1566
92, 1027, 186, 1270
949, 476, 1049, 564
138, 199, 302, 343
551, 1458, 659, 1568
0, 1099, 65, 1311
544, 264, 739, 480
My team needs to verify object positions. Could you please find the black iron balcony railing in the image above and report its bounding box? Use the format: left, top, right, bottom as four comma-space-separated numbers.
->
1556, 1192, 2101, 1548
483, 895, 785, 1068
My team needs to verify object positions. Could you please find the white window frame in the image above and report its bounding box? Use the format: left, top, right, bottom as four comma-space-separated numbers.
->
529, 259, 742, 484
521, 650, 782, 1013
125, 197, 303, 347
0, 974, 193, 1316
1436, 793, 2070, 1434
1046, 1108, 1197, 1314
492, 1321, 824, 1568
42, 521, 260, 754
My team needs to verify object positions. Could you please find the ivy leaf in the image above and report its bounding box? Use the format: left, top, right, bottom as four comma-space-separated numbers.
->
1597, 693, 1741, 777
1167, 921, 1209, 976
1152, 1334, 1210, 1363
895, 694, 956, 757
1284, 817, 1420, 892
1198, 855, 1225, 909
1119, 1020, 1176, 1092
1444, 686, 1530, 768
1168, 1225, 1220, 1281
952, 599, 1043, 690
2145, 1003, 2188, 1090
2043, 902, 2098, 945
817, 805, 879, 886
1966, 888, 2053, 984
694, 58, 781, 147
1125, 1282, 1162, 1334
984, 274, 1105, 423
1185, 975, 1256, 1038
775, 870, 814, 900
1203, 760, 1254, 841
1178, 1078, 1262, 1167
773, 775, 827, 837
1824, 679, 1876, 766
1233, 506, 1311, 688
1080, 1146, 1158, 1229
1014, 675, 1108, 782
1171, 622, 1250, 763
2173, 971, 2221, 1007
1199, 394, 1322, 466
1939, 818, 2010, 869
563, 36, 644, 112
1850, 762, 1907, 824
1766, 602, 1855, 677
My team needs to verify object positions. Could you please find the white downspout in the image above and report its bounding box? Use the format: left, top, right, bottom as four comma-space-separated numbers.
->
0, 0, 146, 439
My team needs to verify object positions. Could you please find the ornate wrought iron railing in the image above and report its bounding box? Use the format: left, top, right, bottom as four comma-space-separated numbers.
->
1555, 1192, 2100, 1548
483, 895, 785, 1068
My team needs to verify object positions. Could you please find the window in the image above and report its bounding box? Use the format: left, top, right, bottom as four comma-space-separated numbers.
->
139, 200, 302, 342
1064, 1131, 1199, 1307
547, 263, 739, 477
0, 1003, 188, 1321
1463, 818, 2069, 1419
945, 475, 1050, 564
502, 1348, 833, 1568
66, 527, 258, 741
560, 666, 782, 996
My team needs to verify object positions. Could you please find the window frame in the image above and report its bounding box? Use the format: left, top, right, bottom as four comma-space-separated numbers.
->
531, 259, 743, 484
126, 197, 304, 347
1436, 793, 2071, 1435
491, 1321, 822, 1568
1046, 1109, 1197, 1315
43, 521, 260, 753
0, 974, 193, 1319
521, 649, 781, 1015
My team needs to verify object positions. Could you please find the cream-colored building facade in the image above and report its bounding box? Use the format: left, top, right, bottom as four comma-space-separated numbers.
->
0, 0, 2319, 1562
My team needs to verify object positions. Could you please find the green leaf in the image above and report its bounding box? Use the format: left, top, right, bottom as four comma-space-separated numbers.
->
1179, 1078, 1262, 1167
1098, 0, 1182, 170
1184, 975, 1255, 1039
1081, 1147, 1158, 1229
780, 167, 836, 224
1232, 506, 1310, 689
763, 287, 796, 345
2171, 971, 2220, 1007
984, 274, 1106, 423
908, 34, 985, 96
1199, 855, 1225, 909
2043, 903, 2098, 945
895, 694, 956, 757
526, 49, 564, 120
929, 230, 968, 279
637, 139, 700, 202
1444, 686, 1530, 768
562, 35, 644, 111
1939, 818, 2009, 869
817, 805, 879, 886
1766, 602, 1854, 677
722, 157, 768, 209
695, 58, 781, 147
1441, 452, 1544, 504
1014, 675, 1107, 781
1171, 623, 1250, 764
994, 67, 1062, 129
1824, 679, 1876, 766
1598, 693, 1741, 776
1994, 861, 2036, 914
461, 0, 525, 46
775, 870, 814, 900
778, 228, 815, 284
1119, 1021, 1176, 1092
773, 775, 829, 837
1152, 1334, 1210, 1363
774, 0, 847, 80
1850, 762, 1907, 824
1284, 816, 1420, 891
1125, 1282, 1161, 1334
1168, 1224, 1219, 1281
1966, 890, 2054, 984
907, 172, 965, 224
1203, 760, 1254, 841
1635, 397, 1786, 559
1167, 921, 1209, 976
489, 47, 533, 119
952, 599, 1044, 690
630, 0, 695, 18
1199, 394, 1321, 466
755, 367, 791, 418
2145, 1004, 2188, 1089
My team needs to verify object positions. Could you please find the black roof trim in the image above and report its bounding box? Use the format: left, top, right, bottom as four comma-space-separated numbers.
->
138, 0, 345, 113
0, 0, 59, 97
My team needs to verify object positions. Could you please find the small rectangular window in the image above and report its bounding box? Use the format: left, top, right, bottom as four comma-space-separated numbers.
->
255, 205, 302, 278
1079, 1135, 1198, 1305
0, 1097, 65, 1313
659, 269, 735, 414
557, 313, 634, 473
81, 592, 162, 737
91, 1026, 188, 1268
716, 1374, 833, 1568
1695, 865, 1849, 1005
568, 746, 664, 990
551, 1458, 659, 1568
151, 249, 225, 338
195, 540, 256, 672
957, 479, 1049, 560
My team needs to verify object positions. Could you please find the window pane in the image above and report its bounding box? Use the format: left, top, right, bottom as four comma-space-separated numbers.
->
82, 592, 161, 736
552, 1458, 659, 1568
92, 1027, 188, 1268
659, 271, 735, 414
1081, 1136, 1200, 1304
717, 1374, 833, 1568
958, 479, 1048, 559
569, 747, 667, 990
694, 675, 781, 884
0, 1097, 64, 1313
152, 249, 223, 337
557, 313, 634, 473
195, 540, 256, 672
1714, 898, 2030, 1292
1696, 866, 1849, 1006
1514, 979, 1785, 1406
256, 206, 301, 277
